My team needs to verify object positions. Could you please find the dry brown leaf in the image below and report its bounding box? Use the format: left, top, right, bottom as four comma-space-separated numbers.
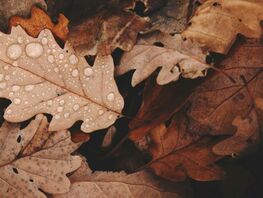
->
137, 118, 224, 182
0, 114, 82, 197
129, 75, 200, 140
0, 26, 124, 133
116, 31, 209, 86
53, 161, 193, 198
182, 0, 263, 54
9, 6, 69, 41
68, 9, 150, 56
146, 0, 190, 34
0, 0, 47, 30
179, 43, 263, 156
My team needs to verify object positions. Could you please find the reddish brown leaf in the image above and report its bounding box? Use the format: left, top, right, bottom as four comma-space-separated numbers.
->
9, 6, 69, 41
68, 9, 149, 55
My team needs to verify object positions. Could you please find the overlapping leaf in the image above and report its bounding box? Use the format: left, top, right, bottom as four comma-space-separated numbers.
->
116, 31, 209, 86
0, 114, 82, 198
0, 26, 124, 133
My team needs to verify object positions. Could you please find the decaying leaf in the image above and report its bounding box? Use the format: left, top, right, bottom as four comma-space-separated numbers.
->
116, 31, 208, 86
179, 43, 263, 156
0, 114, 82, 197
146, 0, 190, 34
53, 161, 193, 198
68, 9, 150, 55
129, 75, 199, 140
182, 0, 263, 54
0, 26, 124, 133
9, 6, 69, 41
137, 119, 224, 182
0, 0, 46, 30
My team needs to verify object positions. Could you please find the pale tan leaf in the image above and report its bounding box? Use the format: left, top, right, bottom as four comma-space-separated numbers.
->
182, 0, 263, 53
0, 26, 124, 133
53, 162, 192, 198
0, 114, 82, 198
116, 31, 208, 86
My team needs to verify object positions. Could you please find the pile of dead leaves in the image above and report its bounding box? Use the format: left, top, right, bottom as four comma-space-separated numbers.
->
0, 0, 263, 197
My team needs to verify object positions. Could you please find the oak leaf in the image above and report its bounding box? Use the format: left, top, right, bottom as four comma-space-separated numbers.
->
9, 6, 69, 41
53, 161, 193, 198
0, 26, 124, 133
68, 9, 150, 56
182, 0, 263, 54
0, 114, 82, 198
0, 0, 47, 30
137, 119, 224, 182
179, 43, 263, 156
116, 31, 209, 86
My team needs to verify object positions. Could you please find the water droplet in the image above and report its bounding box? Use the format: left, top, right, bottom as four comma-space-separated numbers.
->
12, 85, 20, 92
25, 85, 34, 91
64, 64, 68, 68
12, 61, 18, 67
108, 114, 114, 120
48, 55, 54, 63
98, 109, 104, 115
41, 38, 48, 45
59, 54, 64, 59
54, 67, 59, 73
4, 65, 9, 70
59, 100, 65, 105
14, 98, 21, 105
25, 101, 29, 105
9, 92, 14, 97
57, 106, 63, 112
0, 82, 6, 89
17, 37, 23, 43
25, 42, 43, 58
106, 92, 115, 101
0, 74, 4, 81
6, 109, 12, 114
7, 44, 22, 60
64, 112, 70, 118
71, 69, 79, 77
54, 114, 60, 119
47, 100, 53, 106
84, 67, 93, 77
69, 54, 78, 65
73, 104, 80, 111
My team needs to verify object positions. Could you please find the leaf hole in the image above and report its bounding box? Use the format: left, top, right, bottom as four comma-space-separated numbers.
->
134, 1, 146, 16
153, 42, 164, 47
12, 168, 19, 174
29, 179, 34, 182
85, 55, 96, 66
16, 135, 22, 143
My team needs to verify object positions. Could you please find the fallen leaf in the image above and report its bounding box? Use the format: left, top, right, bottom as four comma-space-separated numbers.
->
68, 9, 149, 55
116, 31, 209, 86
125, 0, 164, 13
9, 6, 69, 41
0, 0, 47, 30
136, 118, 224, 182
179, 43, 263, 155
129, 75, 200, 140
182, 0, 263, 53
146, 0, 190, 34
53, 161, 193, 198
0, 26, 124, 133
0, 114, 82, 197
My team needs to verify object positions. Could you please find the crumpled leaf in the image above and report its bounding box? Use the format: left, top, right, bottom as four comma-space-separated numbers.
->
9, 6, 69, 41
182, 0, 263, 54
0, 26, 124, 133
129, 75, 200, 140
0, 114, 82, 198
179, 43, 263, 155
137, 119, 224, 182
68, 9, 149, 55
116, 31, 209, 86
213, 110, 259, 156
146, 0, 190, 34
0, 0, 46, 30
53, 161, 193, 198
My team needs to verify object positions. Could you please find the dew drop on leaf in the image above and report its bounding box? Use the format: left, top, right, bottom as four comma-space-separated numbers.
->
25, 42, 43, 58
107, 92, 115, 101
7, 44, 22, 60
69, 54, 78, 65
84, 67, 93, 77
